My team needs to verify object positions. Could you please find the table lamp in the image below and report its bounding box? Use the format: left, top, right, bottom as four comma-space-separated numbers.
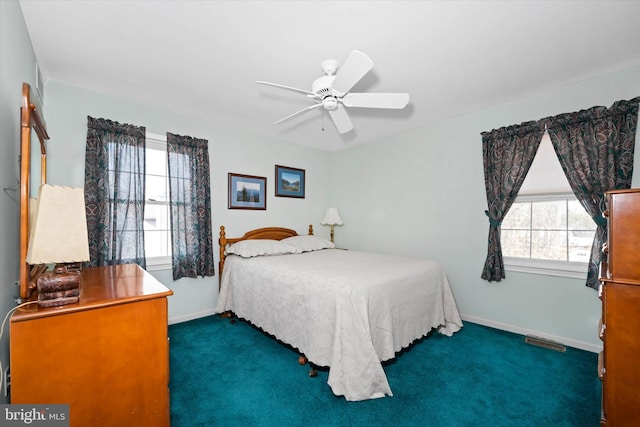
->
26, 184, 90, 308
321, 208, 343, 243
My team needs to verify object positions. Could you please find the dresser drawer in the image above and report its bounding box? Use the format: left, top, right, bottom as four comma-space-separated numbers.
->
606, 191, 640, 283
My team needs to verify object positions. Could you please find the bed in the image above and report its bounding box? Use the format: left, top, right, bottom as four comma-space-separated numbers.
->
214, 225, 463, 401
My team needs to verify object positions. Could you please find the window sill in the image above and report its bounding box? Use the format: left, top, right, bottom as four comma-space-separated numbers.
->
504, 257, 588, 280
145, 256, 172, 272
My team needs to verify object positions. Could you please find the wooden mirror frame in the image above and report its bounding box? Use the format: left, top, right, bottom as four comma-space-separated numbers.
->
19, 82, 49, 301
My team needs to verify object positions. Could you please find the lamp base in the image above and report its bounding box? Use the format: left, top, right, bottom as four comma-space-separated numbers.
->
36, 264, 80, 308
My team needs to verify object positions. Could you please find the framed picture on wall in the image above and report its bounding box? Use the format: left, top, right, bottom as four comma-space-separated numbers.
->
275, 165, 305, 198
228, 173, 267, 210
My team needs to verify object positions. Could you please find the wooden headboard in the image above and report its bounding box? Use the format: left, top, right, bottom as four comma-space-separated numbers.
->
19, 82, 49, 301
218, 225, 313, 283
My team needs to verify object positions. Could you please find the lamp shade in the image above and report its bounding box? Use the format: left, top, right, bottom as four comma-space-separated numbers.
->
321, 208, 343, 226
26, 184, 90, 265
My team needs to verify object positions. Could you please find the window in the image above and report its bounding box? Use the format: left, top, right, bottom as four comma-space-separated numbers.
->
501, 133, 596, 279
502, 194, 597, 278
144, 133, 171, 269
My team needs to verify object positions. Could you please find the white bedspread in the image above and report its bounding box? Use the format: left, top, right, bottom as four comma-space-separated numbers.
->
214, 249, 462, 401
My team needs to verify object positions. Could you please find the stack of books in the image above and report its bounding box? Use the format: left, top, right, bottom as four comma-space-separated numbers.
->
37, 270, 81, 308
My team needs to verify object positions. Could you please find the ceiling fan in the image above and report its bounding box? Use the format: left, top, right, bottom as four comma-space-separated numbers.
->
257, 50, 410, 134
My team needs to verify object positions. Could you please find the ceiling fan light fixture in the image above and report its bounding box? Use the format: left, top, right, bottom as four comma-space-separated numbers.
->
322, 97, 338, 111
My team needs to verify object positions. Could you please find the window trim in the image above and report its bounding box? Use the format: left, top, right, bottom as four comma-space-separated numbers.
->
503, 257, 588, 279
502, 192, 591, 280
146, 132, 167, 153
146, 255, 172, 271
144, 132, 172, 271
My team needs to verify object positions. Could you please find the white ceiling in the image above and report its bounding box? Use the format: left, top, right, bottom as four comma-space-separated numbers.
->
19, 0, 640, 151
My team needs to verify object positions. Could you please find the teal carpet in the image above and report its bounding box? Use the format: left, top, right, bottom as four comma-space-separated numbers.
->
169, 316, 601, 427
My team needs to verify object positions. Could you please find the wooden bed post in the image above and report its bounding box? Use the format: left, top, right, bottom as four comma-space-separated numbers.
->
218, 225, 226, 289
217, 225, 233, 320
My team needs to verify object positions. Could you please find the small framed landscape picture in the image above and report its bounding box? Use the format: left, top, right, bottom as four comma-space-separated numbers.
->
275, 165, 305, 198
228, 173, 267, 210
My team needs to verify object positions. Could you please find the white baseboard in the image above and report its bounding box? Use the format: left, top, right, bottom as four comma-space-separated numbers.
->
168, 309, 217, 325
168, 311, 602, 353
461, 314, 602, 354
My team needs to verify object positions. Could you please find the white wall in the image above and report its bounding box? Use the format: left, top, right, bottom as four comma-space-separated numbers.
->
331, 65, 640, 352
42, 80, 333, 324
4, 0, 639, 365
0, 0, 42, 403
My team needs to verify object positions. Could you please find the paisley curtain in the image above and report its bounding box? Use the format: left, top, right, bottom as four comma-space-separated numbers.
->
543, 96, 639, 289
84, 116, 146, 268
167, 133, 215, 280
481, 121, 545, 282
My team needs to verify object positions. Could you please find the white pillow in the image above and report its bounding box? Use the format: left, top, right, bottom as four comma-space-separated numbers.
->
281, 235, 335, 253
226, 239, 297, 258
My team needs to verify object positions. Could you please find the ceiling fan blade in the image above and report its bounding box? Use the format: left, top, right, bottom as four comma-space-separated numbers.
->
342, 93, 410, 109
257, 81, 319, 98
273, 103, 323, 125
328, 104, 354, 134
330, 50, 374, 95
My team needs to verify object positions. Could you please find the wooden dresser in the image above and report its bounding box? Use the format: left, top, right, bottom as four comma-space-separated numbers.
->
599, 189, 640, 427
10, 264, 173, 427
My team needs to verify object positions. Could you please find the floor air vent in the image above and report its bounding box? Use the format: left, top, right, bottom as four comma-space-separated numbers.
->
524, 335, 566, 352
